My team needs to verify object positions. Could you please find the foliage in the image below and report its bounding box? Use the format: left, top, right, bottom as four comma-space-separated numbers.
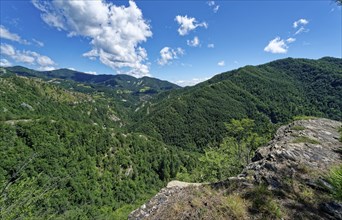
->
225, 194, 249, 219
328, 165, 342, 201
177, 119, 267, 182
293, 115, 317, 120
134, 57, 342, 151
246, 185, 283, 219
0, 75, 192, 219
5, 66, 180, 110
1, 57, 341, 218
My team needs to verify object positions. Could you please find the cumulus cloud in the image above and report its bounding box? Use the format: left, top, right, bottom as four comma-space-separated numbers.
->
0, 43, 56, 69
158, 47, 184, 66
207, 1, 220, 13
187, 36, 200, 47
36, 54, 55, 66
264, 37, 289, 54
218, 60, 225, 66
0, 25, 29, 44
293, 18, 309, 28
175, 15, 207, 36
264, 19, 308, 54
32, 0, 152, 77
0, 58, 12, 67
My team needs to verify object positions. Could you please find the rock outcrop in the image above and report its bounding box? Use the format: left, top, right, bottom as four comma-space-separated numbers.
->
129, 118, 342, 220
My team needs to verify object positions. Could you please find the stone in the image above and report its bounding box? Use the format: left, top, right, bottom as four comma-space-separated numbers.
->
320, 201, 342, 220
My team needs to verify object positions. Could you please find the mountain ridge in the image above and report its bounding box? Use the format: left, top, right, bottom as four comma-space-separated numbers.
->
132, 57, 342, 151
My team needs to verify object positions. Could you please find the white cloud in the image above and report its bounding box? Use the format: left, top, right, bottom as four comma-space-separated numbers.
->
38, 66, 56, 71
264, 19, 308, 54
0, 43, 16, 56
36, 55, 55, 66
286, 37, 296, 43
207, 1, 220, 13
174, 77, 210, 87
207, 1, 215, 6
207, 43, 214, 48
158, 47, 184, 66
293, 18, 309, 35
218, 60, 225, 66
294, 27, 309, 35
0, 59, 12, 67
293, 18, 309, 28
32, 0, 152, 78
187, 36, 200, 47
0, 43, 56, 68
175, 15, 208, 36
213, 5, 220, 13
32, 39, 44, 47
0, 25, 29, 44
85, 71, 97, 75
264, 37, 288, 54
15, 52, 36, 63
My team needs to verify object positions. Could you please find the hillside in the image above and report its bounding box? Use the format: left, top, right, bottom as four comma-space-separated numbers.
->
0, 71, 193, 219
5, 66, 180, 110
0, 57, 341, 219
133, 57, 342, 151
129, 118, 342, 220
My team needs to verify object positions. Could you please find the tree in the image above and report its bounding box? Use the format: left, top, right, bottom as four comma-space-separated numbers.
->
225, 118, 265, 165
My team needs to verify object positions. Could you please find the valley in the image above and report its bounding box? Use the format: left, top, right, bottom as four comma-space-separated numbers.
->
0, 57, 341, 219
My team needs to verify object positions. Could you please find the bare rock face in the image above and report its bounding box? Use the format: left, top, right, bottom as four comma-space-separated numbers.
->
129, 119, 342, 220
245, 118, 341, 189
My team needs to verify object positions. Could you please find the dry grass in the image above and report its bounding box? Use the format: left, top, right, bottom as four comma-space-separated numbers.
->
225, 194, 249, 219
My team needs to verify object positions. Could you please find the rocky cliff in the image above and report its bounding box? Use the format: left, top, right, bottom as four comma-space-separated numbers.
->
129, 118, 342, 220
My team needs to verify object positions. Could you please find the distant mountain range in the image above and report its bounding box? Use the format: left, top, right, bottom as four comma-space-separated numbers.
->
5, 66, 180, 109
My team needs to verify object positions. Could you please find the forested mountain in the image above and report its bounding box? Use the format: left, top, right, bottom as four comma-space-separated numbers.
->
133, 57, 342, 151
5, 66, 180, 109
0, 69, 193, 219
0, 57, 341, 219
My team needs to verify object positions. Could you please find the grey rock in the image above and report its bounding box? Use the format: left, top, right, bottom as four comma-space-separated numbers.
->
320, 201, 342, 220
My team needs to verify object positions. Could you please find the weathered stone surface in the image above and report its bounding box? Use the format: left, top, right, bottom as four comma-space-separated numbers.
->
129, 119, 342, 220
320, 201, 342, 220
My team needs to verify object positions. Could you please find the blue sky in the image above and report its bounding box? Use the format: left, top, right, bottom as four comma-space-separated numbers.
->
0, 0, 341, 86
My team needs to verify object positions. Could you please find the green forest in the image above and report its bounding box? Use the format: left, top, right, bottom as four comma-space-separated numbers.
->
0, 57, 341, 219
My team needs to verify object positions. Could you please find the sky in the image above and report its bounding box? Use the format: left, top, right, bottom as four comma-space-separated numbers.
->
0, 0, 341, 86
